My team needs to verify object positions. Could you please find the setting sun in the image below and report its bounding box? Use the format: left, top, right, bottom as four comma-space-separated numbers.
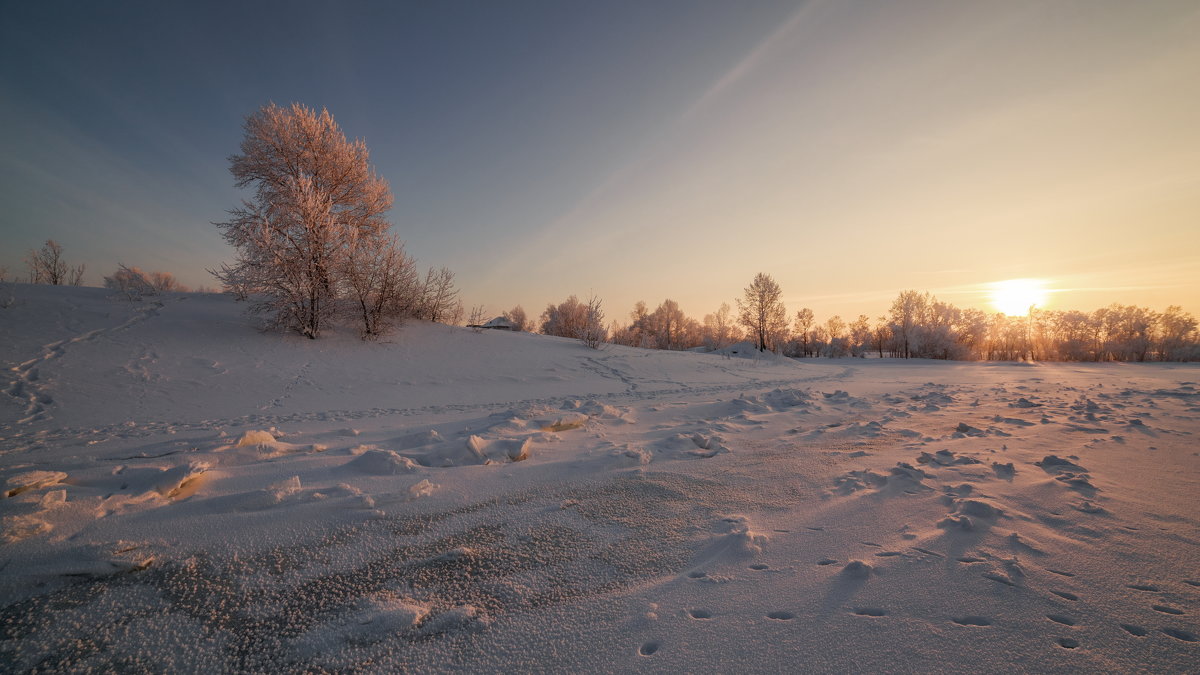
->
989, 278, 1048, 316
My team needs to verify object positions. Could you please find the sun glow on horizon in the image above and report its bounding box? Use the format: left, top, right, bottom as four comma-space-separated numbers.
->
989, 278, 1049, 316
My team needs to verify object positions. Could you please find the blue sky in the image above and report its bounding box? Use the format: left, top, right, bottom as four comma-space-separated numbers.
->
3, 1, 1198, 322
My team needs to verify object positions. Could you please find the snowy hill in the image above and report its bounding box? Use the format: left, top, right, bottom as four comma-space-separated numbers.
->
1, 284, 1198, 672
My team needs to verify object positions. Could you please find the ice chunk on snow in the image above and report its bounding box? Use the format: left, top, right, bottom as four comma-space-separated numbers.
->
408, 479, 437, 499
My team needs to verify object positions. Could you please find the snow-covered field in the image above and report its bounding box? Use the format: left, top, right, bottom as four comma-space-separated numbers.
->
2, 285, 1197, 672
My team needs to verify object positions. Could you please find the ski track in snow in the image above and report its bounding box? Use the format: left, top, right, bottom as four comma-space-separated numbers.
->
0, 287, 1197, 672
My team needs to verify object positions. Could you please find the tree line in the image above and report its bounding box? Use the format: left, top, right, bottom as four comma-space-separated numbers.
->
535, 275, 1199, 362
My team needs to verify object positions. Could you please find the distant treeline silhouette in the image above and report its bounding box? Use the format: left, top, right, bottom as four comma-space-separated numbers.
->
540, 278, 1199, 362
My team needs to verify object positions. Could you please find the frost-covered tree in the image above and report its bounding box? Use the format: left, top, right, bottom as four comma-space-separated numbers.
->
888, 290, 928, 359
467, 304, 486, 332
503, 305, 530, 332
540, 295, 589, 338
849, 314, 872, 357
580, 295, 607, 349
104, 265, 156, 301
1159, 305, 1198, 361
701, 302, 737, 350
415, 267, 459, 323
737, 273, 787, 352
149, 271, 185, 292
342, 234, 418, 338
25, 240, 85, 286
213, 103, 394, 339
792, 308, 814, 357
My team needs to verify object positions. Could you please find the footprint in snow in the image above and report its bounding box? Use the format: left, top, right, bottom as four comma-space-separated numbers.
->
766, 611, 795, 621
1151, 605, 1184, 615
1050, 590, 1079, 601
1162, 628, 1198, 642
638, 641, 660, 656
853, 607, 888, 617
952, 616, 992, 626
1046, 614, 1076, 626
1119, 623, 1148, 636
1126, 584, 1159, 592
687, 608, 713, 620
1047, 569, 1076, 577
749, 563, 769, 571
1057, 637, 1080, 649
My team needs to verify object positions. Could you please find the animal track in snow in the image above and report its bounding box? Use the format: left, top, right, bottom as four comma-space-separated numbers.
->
1057, 637, 1080, 649
1120, 624, 1148, 636
638, 641, 660, 656
1126, 584, 1159, 591
687, 608, 713, 620
748, 563, 769, 571
952, 616, 992, 626
853, 607, 888, 617
766, 611, 795, 621
1046, 614, 1076, 626
1049, 590, 1079, 601
1047, 569, 1076, 577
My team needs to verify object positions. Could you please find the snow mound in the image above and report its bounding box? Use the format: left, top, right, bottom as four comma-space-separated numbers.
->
236, 430, 277, 447
292, 595, 431, 660
4, 471, 68, 498
466, 435, 531, 463
655, 432, 729, 459
345, 449, 418, 475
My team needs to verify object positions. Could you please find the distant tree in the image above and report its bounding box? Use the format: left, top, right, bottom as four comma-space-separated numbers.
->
737, 273, 787, 352
416, 267, 459, 323
467, 304, 486, 332
149, 271, 185, 292
823, 315, 848, 357
25, 239, 85, 286
702, 302, 737, 350
1159, 305, 1198, 361
580, 295, 607, 349
104, 265, 157, 301
503, 305, 531, 332
849, 314, 872, 357
888, 290, 928, 359
792, 308, 814, 357
212, 103, 394, 339
540, 295, 589, 338
872, 316, 891, 358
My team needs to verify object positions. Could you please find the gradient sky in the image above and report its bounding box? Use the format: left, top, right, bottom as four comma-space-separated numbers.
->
3, 0, 1198, 325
